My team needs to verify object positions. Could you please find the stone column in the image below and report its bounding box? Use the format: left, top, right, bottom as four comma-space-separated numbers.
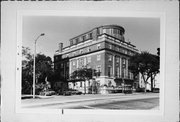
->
119, 57, 122, 78
69, 60, 72, 75
126, 59, 128, 78
112, 55, 115, 77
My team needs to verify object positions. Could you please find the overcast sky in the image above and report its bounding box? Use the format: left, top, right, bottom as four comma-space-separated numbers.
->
23, 16, 160, 60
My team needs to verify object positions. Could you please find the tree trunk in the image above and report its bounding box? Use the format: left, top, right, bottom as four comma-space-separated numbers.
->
141, 74, 146, 93
144, 82, 147, 93
141, 74, 150, 93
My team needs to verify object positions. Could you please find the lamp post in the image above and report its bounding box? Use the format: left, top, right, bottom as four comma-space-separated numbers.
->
33, 33, 45, 98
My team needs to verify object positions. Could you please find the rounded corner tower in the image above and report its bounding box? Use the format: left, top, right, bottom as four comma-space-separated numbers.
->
97, 25, 125, 42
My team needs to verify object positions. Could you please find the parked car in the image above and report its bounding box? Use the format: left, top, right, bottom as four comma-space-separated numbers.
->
153, 88, 159, 93
63, 90, 72, 96
70, 89, 82, 95
62, 89, 82, 96
39, 90, 56, 96
135, 88, 145, 92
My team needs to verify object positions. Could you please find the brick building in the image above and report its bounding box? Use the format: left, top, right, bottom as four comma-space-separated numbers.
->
54, 25, 139, 94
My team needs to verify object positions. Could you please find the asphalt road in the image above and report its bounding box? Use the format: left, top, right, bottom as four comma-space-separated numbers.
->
71, 98, 159, 110
22, 93, 159, 110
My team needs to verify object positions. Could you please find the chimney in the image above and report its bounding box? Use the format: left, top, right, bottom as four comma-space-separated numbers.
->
58, 43, 63, 53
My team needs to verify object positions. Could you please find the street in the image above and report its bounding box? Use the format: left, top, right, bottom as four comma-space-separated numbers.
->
21, 93, 159, 110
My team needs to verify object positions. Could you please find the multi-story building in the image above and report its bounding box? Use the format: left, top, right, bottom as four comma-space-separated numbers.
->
54, 25, 139, 94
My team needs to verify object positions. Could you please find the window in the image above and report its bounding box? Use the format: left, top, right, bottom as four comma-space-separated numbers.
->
72, 61, 76, 66
116, 57, 119, 63
124, 49, 127, 54
122, 58, 126, 65
97, 44, 101, 49
88, 47, 91, 52
73, 52, 76, 56
82, 35, 86, 41
66, 54, 69, 57
115, 67, 119, 77
108, 66, 112, 77
80, 50, 83, 54
115, 46, 119, 51
80, 58, 84, 66
70, 40, 73, 45
108, 54, 112, 61
76, 38, 79, 43
108, 44, 112, 49
117, 29, 120, 34
73, 39, 77, 45
122, 58, 126, 68
97, 28, 100, 35
113, 29, 117, 34
96, 65, 101, 77
87, 57, 91, 63
84, 58, 87, 66
89, 33, 93, 39
97, 54, 101, 61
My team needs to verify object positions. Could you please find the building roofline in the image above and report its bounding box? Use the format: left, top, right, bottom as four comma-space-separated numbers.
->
69, 25, 125, 41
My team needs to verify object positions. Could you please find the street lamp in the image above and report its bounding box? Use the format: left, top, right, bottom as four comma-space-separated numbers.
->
33, 33, 45, 98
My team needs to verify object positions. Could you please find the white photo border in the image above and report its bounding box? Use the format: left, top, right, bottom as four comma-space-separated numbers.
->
1, 1, 178, 122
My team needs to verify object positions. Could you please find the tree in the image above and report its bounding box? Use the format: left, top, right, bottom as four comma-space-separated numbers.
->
22, 46, 53, 94
129, 51, 159, 92
70, 67, 96, 94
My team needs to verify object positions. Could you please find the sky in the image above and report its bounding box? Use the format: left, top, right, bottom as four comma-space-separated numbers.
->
22, 16, 160, 60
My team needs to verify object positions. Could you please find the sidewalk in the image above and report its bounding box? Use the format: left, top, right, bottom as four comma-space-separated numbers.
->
21, 93, 159, 108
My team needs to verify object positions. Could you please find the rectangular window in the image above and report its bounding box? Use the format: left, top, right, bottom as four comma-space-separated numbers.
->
108, 66, 112, 77
115, 67, 119, 77
66, 54, 69, 57
108, 44, 112, 49
97, 28, 100, 35
87, 57, 91, 63
80, 49, 83, 54
73, 39, 77, 45
123, 58, 126, 65
116, 46, 119, 51
96, 65, 101, 77
89, 33, 93, 39
88, 47, 91, 52
97, 44, 101, 49
116, 57, 119, 63
124, 49, 127, 54
108, 54, 112, 61
72, 61, 76, 66
122, 58, 126, 68
82, 35, 86, 41
97, 54, 101, 61
113, 29, 117, 34
70, 40, 73, 45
